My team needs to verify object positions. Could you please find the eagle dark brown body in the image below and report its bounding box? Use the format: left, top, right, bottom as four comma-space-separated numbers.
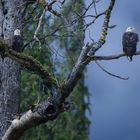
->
122, 31, 139, 61
12, 35, 24, 52
11, 29, 24, 52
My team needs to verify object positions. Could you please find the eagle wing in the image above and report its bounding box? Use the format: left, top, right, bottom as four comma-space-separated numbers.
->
122, 32, 139, 61
12, 35, 24, 52
122, 32, 139, 47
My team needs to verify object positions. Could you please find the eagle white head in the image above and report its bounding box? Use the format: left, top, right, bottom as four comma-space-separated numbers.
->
14, 29, 21, 36
126, 27, 135, 33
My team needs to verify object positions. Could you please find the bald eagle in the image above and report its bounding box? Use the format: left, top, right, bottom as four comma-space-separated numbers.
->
12, 29, 24, 52
122, 27, 139, 61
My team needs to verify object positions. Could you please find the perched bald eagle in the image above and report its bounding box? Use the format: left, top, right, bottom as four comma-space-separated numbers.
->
12, 29, 24, 52
122, 27, 139, 61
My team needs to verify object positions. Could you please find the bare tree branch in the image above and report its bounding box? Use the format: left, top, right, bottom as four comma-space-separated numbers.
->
33, 9, 45, 41
87, 0, 116, 56
58, 0, 116, 104
2, 95, 69, 140
95, 60, 129, 80
91, 51, 140, 61
0, 40, 57, 90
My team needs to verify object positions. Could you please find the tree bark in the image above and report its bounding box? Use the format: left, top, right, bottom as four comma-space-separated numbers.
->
0, 0, 25, 138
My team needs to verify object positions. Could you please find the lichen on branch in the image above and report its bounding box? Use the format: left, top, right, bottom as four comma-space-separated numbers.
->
0, 38, 57, 89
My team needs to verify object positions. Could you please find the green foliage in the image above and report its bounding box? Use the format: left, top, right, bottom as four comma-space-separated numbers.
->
21, 1, 90, 140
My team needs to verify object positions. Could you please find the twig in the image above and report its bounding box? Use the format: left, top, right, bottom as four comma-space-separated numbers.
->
87, 0, 116, 56
83, 11, 106, 33
46, 1, 61, 17
93, 0, 98, 15
95, 60, 129, 80
33, 9, 45, 40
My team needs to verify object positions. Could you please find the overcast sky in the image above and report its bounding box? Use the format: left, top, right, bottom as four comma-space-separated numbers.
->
85, 1, 140, 140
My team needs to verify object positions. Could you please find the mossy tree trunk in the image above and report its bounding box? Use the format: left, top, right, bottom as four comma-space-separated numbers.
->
0, 0, 25, 138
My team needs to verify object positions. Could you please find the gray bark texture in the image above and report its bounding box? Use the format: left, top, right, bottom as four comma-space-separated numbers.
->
0, 0, 25, 139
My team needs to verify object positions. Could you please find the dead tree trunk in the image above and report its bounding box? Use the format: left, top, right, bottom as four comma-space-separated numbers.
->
0, 0, 25, 138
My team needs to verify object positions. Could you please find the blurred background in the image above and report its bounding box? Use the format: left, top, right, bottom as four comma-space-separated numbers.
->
20, 1, 140, 139
85, 0, 140, 140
